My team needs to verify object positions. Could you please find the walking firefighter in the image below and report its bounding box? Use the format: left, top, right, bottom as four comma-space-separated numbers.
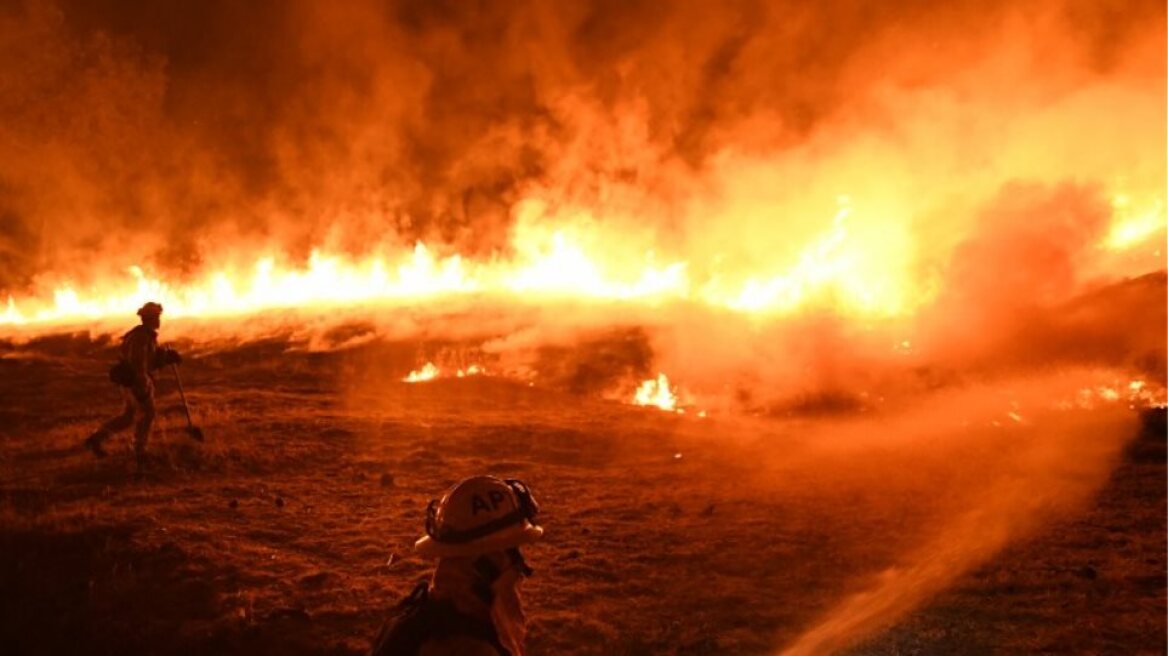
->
83, 302, 186, 468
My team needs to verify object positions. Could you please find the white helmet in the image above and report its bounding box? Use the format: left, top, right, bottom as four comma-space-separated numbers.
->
414, 476, 543, 558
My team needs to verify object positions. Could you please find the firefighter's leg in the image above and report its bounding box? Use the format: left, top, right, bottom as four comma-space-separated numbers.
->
85, 393, 136, 457
132, 388, 156, 465
101, 395, 137, 435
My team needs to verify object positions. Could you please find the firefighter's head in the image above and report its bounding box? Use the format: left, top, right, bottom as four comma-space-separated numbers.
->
415, 476, 543, 560
137, 302, 163, 329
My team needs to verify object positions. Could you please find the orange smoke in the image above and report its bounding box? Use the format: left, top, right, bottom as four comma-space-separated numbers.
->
1, 0, 1163, 336
775, 370, 1148, 654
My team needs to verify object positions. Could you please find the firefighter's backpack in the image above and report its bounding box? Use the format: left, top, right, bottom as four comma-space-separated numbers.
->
368, 580, 509, 656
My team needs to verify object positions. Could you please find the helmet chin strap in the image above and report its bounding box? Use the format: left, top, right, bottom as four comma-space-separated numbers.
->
471, 555, 500, 604
507, 547, 534, 578
505, 479, 540, 525
467, 547, 533, 605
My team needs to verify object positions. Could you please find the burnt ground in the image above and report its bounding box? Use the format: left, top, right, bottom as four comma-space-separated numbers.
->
0, 333, 1164, 656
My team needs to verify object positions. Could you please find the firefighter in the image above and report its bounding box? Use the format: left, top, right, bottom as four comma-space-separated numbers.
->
369, 476, 544, 656
83, 302, 182, 468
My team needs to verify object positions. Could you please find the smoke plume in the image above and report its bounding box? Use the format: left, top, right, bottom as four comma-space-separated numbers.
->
0, 0, 1162, 297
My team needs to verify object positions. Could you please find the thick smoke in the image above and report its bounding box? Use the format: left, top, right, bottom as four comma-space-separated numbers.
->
2, 0, 1160, 411
0, 0, 1162, 294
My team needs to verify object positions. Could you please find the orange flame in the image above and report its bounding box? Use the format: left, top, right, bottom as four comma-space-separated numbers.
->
1105, 193, 1166, 250
402, 362, 440, 383
634, 373, 680, 412
0, 187, 1159, 332
403, 362, 487, 383
1061, 378, 1167, 411
456, 365, 485, 378
0, 200, 925, 329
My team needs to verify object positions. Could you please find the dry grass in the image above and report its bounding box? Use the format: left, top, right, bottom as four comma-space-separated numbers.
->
0, 334, 1163, 655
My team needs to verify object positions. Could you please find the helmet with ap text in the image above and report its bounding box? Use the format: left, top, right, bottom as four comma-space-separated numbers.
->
414, 476, 543, 558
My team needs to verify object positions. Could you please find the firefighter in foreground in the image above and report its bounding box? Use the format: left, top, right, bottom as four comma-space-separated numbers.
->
370, 476, 544, 656
83, 302, 183, 467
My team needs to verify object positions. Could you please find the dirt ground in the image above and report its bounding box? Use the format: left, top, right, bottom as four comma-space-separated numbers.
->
0, 329, 1164, 655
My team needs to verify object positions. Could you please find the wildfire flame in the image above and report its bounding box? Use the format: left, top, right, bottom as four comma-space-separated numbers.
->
403, 362, 487, 383
402, 362, 439, 383
0, 188, 1159, 333
1, 1, 1163, 336
634, 373, 680, 412
1063, 378, 1167, 411
456, 365, 484, 378
1106, 194, 1167, 250
0, 208, 904, 327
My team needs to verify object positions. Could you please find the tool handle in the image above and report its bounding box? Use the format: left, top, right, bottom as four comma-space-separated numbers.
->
172, 363, 195, 428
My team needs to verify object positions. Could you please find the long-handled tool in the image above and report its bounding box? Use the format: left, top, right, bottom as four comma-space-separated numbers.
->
172, 363, 205, 442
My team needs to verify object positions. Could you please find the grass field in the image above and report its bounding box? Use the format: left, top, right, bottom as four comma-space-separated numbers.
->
0, 321, 1163, 655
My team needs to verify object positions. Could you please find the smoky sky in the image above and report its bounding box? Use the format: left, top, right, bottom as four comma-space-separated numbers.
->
0, 0, 1162, 292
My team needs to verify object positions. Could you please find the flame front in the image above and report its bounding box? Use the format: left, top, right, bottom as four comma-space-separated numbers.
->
403, 362, 487, 383
1, 188, 1160, 331
0, 203, 922, 327
0, 1, 1163, 337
